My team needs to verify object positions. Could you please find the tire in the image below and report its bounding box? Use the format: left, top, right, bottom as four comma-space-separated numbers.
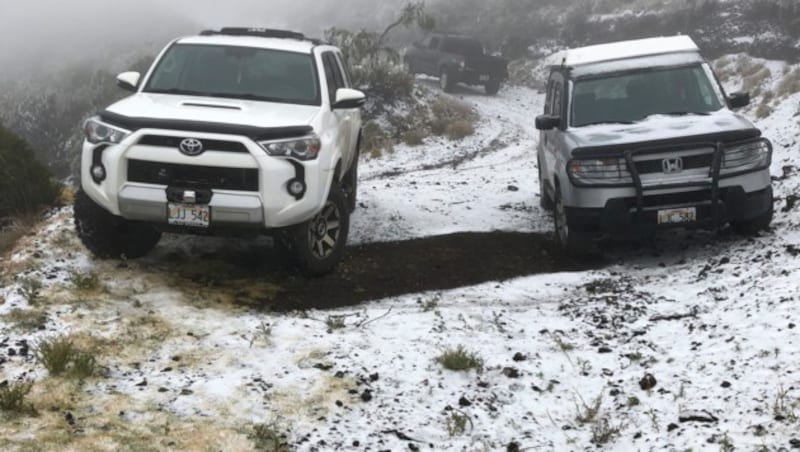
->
553, 184, 592, 255
287, 182, 350, 276
539, 161, 554, 211
731, 204, 773, 236
343, 152, 359, 213
484, 79, 501, 95
74, 189, 162, 259
440, 67, 456, 93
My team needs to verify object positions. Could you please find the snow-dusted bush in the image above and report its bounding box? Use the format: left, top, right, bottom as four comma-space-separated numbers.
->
0, 125, 59, 221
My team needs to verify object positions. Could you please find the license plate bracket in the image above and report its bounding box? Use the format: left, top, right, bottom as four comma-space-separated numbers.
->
168, 203, 210, 228
657, 207, 697, 225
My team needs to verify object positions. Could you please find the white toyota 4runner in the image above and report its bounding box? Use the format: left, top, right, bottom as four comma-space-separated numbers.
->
74, 28, 365, 275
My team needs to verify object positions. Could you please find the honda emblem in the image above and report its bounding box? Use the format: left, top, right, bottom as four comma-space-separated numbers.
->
662, 157, 684, 174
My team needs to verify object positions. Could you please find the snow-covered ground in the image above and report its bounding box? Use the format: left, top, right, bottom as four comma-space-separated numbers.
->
1, 59, 800, 451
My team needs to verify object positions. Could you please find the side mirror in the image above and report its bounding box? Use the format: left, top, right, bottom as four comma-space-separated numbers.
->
116, 71, 141, 92
535, 114, 561, 131
728, 92, 750, 109
333, 88, 367, 109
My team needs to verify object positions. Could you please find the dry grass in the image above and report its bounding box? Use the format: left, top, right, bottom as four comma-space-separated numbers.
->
361, 121, 394, 159
2, 308, 48, 331
430, 96, 479, 139
0, 213, 39, 255
0, 381, 35, 416
776, 68, 800, 98
436, 345, 484, 372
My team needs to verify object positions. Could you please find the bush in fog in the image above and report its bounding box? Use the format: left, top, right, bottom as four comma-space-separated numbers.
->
325, 2, 434, 106
0, 125, 60, 220
0, 55, 153, 178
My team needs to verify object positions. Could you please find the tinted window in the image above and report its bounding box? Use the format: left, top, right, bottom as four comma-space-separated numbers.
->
145, 44, 319, 105
322, 52, 347, 103
334, 53, 352, 87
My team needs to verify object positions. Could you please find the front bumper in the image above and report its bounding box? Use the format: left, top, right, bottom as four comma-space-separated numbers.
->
566, 185, 773, 235
81, 130, 332, 230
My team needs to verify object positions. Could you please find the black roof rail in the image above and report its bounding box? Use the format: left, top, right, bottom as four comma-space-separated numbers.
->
199, 27, 324, 45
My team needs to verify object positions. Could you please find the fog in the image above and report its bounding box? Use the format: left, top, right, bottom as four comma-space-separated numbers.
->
0, 0, 390, 79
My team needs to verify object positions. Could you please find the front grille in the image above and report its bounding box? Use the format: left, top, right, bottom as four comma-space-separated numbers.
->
127, 159, 259, 192
635, 153, 714, 174
138, 135, 249, 153
623, 189, 728, 209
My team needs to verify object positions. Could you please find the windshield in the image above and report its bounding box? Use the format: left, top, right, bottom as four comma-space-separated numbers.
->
571, 64, 724, 127
144, 44, 320, 105
442, 38, 484, 57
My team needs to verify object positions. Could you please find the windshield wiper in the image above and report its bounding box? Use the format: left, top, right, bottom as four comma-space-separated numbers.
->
660, 111, 712, 117
577, 120, 636, 127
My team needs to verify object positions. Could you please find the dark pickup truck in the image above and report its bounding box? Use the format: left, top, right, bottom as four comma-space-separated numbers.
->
404, 34, 509, 95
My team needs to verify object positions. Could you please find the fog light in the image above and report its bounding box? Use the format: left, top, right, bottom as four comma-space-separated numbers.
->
287, 179, 306, 198
91, 164, 106, 183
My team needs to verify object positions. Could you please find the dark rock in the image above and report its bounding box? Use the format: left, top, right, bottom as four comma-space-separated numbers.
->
313, 363, 333, 371
180, 389, 193, 396
158, 387, 169, 393
667, 423, 679, 432
335, 400, 344, 407
409, 444, 420, 452
135, 379, 147, 387
502, 367, 521, 379
789, 438, 800, 449
369, 373, 380, 382
598, 346, 613, 354
507, 185, 519, 192
639, 373, 657, 391
64, 411, 75, 426
790, 323, 796, 330
512, 352, 527, 362
459, 396, 472, 407
507, 442, 521, 452
721, 381, 732, 389
633, 432, 642, 439
361, 390, 373, 402
679, 411, 719, 423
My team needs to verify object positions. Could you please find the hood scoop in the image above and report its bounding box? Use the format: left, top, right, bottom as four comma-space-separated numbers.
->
181, 101, 242, 111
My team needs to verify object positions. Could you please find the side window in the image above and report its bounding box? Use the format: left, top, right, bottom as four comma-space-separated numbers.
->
429, 37, 440, 50
321, 52, 345, 103
551, 83, 563, 118
544, 79, 554, 114
334, 52, 352, 88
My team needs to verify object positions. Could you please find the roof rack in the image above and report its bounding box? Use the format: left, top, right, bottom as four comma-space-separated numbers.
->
199, 28, 323, 45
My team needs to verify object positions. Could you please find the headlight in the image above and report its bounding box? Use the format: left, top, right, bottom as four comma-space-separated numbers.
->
722, 139, 771, 172
83, 117, 130, 145
568, 157, 632, 185
259, 135, 321, 160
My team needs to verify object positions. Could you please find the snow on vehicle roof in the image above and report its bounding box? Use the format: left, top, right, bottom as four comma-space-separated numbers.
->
177, 35, 317, 54
547, 36, 700, 68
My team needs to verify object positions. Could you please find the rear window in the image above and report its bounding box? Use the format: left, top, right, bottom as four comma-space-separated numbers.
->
145, 44, 320, 105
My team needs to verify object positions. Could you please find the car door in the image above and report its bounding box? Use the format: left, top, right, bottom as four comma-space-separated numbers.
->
334, 51, 361, 164
540, 72, 565, 189
322, 51, 354, 173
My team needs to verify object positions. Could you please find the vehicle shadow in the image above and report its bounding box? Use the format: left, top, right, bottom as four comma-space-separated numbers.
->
152, 231, 602, 312
415, 76, 492, 97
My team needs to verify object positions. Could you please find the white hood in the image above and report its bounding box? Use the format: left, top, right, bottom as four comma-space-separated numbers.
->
106, 93, 320, 128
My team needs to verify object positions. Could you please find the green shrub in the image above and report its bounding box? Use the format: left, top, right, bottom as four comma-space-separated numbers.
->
436, 345, 484, 371
0, 125, 59, 220
249, 423, 291, 452
0, 380, 35, 415
34, 336, 97, 379
361, 121, 394, 158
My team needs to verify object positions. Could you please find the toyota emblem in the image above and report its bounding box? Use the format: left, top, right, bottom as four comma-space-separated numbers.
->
179, 138, 204, 156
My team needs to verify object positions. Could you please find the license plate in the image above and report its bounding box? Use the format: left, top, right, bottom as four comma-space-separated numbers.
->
168, 203, 210, 228
479, 75, 490, 82
657, 207, 697, 225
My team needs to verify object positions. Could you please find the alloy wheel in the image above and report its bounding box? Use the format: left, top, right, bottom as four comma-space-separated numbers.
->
307, 201, 342, 259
